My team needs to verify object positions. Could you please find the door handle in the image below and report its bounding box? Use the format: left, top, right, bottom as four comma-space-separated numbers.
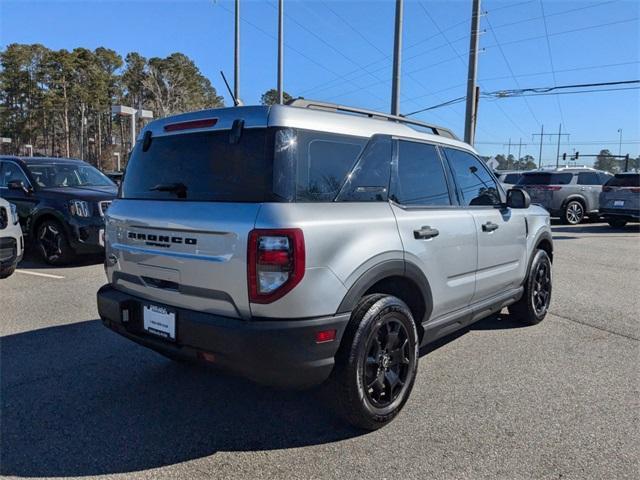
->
482, 221, 499, 232
413, 226, 440, 239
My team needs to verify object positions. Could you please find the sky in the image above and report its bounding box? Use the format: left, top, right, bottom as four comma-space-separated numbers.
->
1, 0, 639, 164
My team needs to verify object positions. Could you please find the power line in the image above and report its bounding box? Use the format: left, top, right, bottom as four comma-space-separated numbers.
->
405, 79, 640, 115
485, 15, 541, 126
539, 0, 566, 127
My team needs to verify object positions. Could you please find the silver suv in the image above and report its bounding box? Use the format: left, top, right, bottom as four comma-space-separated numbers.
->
97, 100, 553, 430
517, 167, 612, 224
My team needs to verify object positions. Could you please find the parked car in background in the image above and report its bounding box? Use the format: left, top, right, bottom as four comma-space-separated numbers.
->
0, 197, 24, 278
517, 167, 613, 224
98, 100, 553, 430
599, 173, 640, 227
495, 170, 526, 189
0, 156, 117, 264
104, 171, 124, 185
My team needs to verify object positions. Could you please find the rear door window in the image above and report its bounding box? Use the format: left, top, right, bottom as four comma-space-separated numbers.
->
577, 172, 602, 185
391, 140, 451, 206
519, 173, 573, 185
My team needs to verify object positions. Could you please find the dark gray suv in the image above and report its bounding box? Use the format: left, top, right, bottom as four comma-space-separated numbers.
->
517, 167, 613, 224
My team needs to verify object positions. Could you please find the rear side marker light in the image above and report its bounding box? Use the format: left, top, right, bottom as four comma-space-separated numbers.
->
164, 118, 218, 132
198, 352, 216, 363
315, 329, 336, 344
248, 229, 305, 304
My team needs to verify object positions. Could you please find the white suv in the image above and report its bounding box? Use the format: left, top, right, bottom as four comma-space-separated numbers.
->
98, 100, 553, 430
0, 197, 24, 279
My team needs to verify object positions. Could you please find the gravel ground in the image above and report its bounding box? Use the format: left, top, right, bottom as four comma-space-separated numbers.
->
1, 222, 638, 480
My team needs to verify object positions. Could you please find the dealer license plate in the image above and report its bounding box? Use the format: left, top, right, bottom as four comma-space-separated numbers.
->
143, 304, 176, 340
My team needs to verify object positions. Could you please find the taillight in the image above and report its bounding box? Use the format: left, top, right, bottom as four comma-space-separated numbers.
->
248, 229, 305, 303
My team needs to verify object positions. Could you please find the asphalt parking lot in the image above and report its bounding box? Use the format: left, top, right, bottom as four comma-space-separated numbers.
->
1, 222, 638, 480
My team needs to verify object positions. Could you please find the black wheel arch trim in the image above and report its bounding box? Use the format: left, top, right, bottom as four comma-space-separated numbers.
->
29, 209, 71, 239
336, 259, 434, 323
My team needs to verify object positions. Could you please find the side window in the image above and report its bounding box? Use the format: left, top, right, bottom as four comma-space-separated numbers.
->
336, 136, 392, 202
444, 148, 501, 206
1, 162, 29, 188
577, 172, 601, 185
391, 140, 451, 206
599, 172, 613, 185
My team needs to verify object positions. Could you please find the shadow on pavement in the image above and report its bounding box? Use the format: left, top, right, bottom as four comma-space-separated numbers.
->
1, 311, 530, 477
16, 246, 103, 270
551, 223, 640, 235
0, 319, 361, 477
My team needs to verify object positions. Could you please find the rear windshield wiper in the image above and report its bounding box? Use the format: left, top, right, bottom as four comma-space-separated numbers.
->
149, 182, 187, 199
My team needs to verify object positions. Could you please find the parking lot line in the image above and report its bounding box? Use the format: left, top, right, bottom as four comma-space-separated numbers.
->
15, 270, 65, 279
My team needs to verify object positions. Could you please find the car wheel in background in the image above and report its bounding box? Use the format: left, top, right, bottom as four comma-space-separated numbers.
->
36, 219, 73, 265
563, 200, 584, 225
607, 219, 627, 228
509, 249, 552, 325
330, 294, 419, 430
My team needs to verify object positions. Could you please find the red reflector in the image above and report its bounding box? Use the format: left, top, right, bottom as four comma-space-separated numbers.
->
258, 250, 290, 265
315, 329, 336, 343
197, 352, 216, 363
164, 118, 218, 132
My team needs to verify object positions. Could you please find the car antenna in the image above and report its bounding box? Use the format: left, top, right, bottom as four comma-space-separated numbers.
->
220, 71, 243, 106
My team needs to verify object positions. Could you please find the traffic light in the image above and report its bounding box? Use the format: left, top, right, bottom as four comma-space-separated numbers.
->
575, 151, 579, 160
562, 153, 567, 161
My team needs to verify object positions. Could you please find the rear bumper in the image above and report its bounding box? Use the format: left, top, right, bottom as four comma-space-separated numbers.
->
599, 208, 640, 221
97, 284, 350, 388
0, 236, 22, 273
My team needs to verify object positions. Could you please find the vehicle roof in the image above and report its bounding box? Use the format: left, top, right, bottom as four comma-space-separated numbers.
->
524, 166, 603, 173
141, 103, 477, 154
1, 156, 86, 165
496, 170, 527, 174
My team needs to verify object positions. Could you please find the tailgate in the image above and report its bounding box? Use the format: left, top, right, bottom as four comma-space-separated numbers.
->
105, 200, 259, 318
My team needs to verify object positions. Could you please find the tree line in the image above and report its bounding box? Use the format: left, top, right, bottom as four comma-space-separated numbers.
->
0, 43, 224, 169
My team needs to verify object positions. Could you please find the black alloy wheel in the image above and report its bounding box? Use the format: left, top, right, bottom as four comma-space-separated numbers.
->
37, 220, 72, 265
362, 318, 412, 409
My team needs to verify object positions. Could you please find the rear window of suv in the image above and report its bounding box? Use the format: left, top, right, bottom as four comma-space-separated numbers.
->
518, 172, 573, 185
605, 174, 640, 187
120, 127, 367, 202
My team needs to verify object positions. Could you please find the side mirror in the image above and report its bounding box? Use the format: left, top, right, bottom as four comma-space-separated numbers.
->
7, 179, 31, 194
506, 188, 530, 209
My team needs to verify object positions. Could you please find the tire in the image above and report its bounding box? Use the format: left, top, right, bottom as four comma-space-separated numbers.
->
0, 264, 17, 279
608, 219, 627, 228
36, 219, 73, 265
562, 200, 585, 225
330, 294, 419, 430
508, 249, 552, 325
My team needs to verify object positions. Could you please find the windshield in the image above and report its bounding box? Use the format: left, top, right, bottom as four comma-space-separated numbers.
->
27, 163, 114, 188
518, 172, 573, 185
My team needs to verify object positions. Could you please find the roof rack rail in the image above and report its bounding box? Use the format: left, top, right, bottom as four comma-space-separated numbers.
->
286, 98, 459, 140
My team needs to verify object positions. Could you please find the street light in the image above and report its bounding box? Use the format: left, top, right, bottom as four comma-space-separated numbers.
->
113, 152, 121, 171
112, 105, 154, 151
24, 144, 33, 157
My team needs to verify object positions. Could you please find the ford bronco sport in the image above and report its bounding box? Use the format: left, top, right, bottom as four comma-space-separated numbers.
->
97, 99, 553, 430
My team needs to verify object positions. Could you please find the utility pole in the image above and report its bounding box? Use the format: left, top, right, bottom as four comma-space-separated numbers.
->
234, 0, 240, 102
532, 124, 569, 168
617, 128, 623, 156
517, 137, 523, 162
537, 124, 544, 168
390, 0, 403, 116
555, 124, 562, 168
464, 0, 481, 145
277, 0, 284, 104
